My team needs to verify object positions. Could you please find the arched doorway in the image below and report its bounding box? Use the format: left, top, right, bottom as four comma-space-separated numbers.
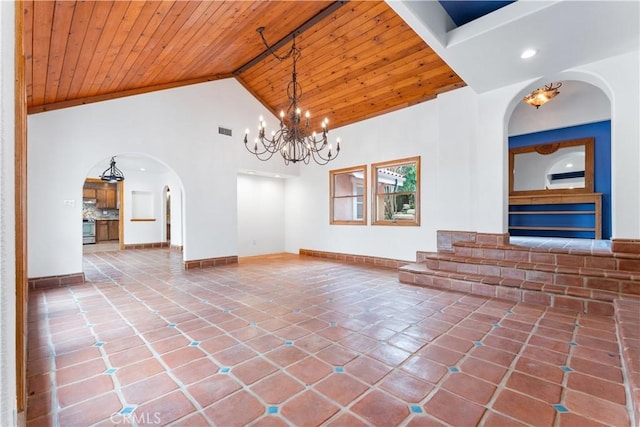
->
505, 79, 612, 241
83, 154, 184, 253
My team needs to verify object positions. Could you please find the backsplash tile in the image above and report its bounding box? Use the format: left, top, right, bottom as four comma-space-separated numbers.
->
83, 201, 119, 220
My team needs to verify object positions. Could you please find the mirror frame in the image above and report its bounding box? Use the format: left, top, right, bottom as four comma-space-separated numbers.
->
509, 137, 595, 196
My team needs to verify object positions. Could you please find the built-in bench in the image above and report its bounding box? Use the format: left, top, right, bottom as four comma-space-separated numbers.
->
509, 193, 602, 239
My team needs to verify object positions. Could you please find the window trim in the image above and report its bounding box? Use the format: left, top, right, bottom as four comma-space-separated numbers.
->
330, 165, 367, 225
371, 156, 420, 226
352, 181, 364, 221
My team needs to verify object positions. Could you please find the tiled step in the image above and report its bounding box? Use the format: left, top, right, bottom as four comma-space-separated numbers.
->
420, 242, 640, 273
399, 262, 616, 315
419, 252, 640, 298
404, 235, 640, 315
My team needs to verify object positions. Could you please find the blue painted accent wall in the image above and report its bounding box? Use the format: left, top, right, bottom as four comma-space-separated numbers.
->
509, 120, 612, 239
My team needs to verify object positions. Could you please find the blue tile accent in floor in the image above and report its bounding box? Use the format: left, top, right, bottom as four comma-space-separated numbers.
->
448, 367, 459, 373
120, 406, 136, 415
334, 366, 344, 373
330, 322, 337, 327
560, 366, 573, 372
285, 341, 294, 346
569, 341, 577, 346
189, 341, 200, 347
553, 404, 569, 413
267, 406, 278, 414
219, 367, 231, 373
168, 323, 176, 328
94, 342, 104, 347
104, 368, 117, 375
492, 323, 501, 328
410, 405, 423, 414
473, 341, 483, 346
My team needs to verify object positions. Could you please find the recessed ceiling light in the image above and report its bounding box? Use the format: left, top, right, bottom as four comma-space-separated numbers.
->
566, 163, 573, 168
275, 174, 281, 178
521, 49, 537, 59
140, 167, 146, 172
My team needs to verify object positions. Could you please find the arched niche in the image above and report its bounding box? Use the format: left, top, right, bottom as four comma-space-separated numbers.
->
505, 78, 612, 240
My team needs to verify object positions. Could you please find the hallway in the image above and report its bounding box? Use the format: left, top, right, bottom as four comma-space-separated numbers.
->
26, 249, 632, 426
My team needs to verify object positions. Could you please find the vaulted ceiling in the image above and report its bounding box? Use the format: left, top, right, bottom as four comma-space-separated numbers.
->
21, 0, 640, 132
23, 1, 466, 130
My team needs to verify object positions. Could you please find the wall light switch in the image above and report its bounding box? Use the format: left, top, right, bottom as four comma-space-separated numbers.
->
63, 199, 75, 207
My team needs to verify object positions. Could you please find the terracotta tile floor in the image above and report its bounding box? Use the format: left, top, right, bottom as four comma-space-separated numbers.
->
26, 250, 634, 426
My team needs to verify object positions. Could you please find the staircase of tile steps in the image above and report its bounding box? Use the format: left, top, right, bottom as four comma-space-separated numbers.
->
399, 240, 640, 317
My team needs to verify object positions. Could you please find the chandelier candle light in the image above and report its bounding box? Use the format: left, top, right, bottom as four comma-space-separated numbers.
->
244, 27, 340, 165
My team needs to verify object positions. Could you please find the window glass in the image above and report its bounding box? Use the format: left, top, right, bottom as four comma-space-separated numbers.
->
330, 165, 367, 225
372, 157, 420, 226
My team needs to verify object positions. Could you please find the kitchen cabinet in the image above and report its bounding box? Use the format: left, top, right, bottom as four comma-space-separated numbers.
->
96, 220, 119, 242
108, 220, 119, 240
83, 188, 96, 198
96, 220, 109, 242
96, 187, 117, 209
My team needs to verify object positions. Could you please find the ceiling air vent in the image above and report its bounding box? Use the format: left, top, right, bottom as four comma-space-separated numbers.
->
218, 127, 232, 137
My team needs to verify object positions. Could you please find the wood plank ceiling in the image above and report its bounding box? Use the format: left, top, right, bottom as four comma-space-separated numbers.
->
23, 1, 466, 130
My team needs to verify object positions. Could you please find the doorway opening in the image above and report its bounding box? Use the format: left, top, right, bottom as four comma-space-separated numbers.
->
164, 186, 171, 244
82, 178, 123, 253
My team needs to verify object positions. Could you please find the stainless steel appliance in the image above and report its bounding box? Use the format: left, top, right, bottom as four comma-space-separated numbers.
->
83, 219, 96, 244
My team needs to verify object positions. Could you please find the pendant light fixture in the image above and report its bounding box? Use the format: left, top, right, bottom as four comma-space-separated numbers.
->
243, 27, 340, 165
523, 82, 562, 109
100, 157, 125, 182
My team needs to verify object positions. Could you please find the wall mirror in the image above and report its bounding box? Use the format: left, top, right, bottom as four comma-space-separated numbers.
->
509, 137, 594, 195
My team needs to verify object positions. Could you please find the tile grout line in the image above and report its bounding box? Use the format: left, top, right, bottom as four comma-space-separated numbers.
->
42, 291, 61, 427
83, 277, 216, 426
477, 302, 549, 426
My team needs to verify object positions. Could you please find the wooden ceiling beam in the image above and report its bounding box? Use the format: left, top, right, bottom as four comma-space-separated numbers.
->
233, 1, 348, 76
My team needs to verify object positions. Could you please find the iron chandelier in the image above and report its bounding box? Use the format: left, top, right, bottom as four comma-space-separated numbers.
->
100, 157, 125, 182
244, 27, 340, 165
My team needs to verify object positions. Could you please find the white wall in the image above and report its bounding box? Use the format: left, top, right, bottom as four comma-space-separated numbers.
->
121, 170, 169, 245
27, 78, 289, 278
285, 100, 440, 260
237, 174, 286, 256
577, 51, 640, 239
285, 51, 640, 259
0, 1, 18, 424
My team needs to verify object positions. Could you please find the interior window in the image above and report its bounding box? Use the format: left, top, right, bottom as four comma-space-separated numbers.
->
330, 165, 367, 225
372, 156, 420, 226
